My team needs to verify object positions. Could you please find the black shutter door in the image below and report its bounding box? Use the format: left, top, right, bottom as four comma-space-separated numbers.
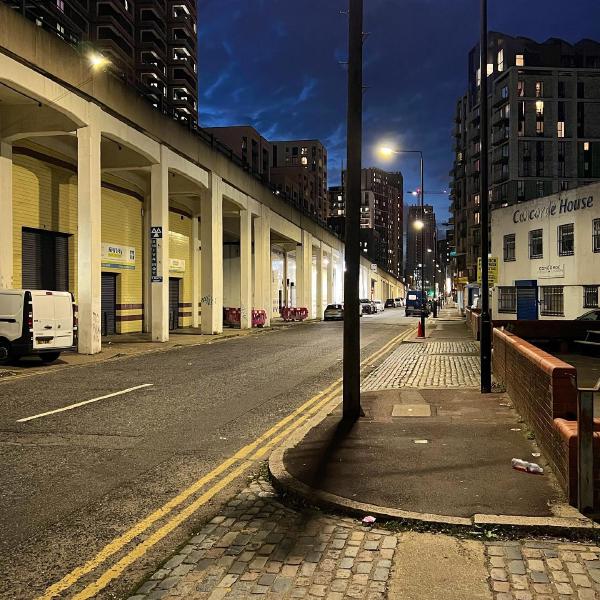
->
169, 278, 180, 331
101, 273, 117, 336
22, 229, 43, 289
54, 235, 69, 291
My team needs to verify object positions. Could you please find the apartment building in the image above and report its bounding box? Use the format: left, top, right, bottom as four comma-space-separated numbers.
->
406, 204, 437, 290
450, 33, 600, 282
2, 0, 198, 121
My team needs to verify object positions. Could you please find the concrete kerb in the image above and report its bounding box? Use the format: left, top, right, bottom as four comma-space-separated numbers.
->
268, 383, 599, 541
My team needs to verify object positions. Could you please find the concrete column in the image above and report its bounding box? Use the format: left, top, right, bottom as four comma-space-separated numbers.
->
192, 214, 201, 328
142, 196, 151, 333
77, 126, 102, 354
296, 231, 312, 311
0, 142, 13, 289
240, 208, 252, 329
327, 249, 334, 305
316, 244, 324, 319
201, 173, 223, 334
150, 152, 169, 342
283, 251, 289, 307
254, 207, 271, 326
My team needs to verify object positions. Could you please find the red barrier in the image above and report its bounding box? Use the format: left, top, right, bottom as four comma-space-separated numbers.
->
223, 307, 241, 327
252, 309, 267, 328
280, 307, 309, 322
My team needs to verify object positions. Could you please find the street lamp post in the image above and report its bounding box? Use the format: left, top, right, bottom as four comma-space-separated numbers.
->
379, 148, 426, 335
480, 0, 492, 393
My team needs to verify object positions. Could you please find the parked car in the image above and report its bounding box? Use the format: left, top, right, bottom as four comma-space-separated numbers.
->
324, 303, 344, 321
394, 298, 404, 307
0, 289, 77, 364
373, 300, 384, 313
384, 299, 396, 308
576, 309, 600, 321
360, 299, 375, 314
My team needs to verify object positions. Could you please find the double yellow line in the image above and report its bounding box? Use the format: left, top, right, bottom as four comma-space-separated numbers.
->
39, 327, 414, 600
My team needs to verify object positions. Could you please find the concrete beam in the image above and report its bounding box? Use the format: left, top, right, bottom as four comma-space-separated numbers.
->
0, 141, 13, 289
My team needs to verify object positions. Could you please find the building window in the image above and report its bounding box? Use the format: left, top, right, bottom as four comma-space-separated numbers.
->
497, 49, 504, 72
558, 223, 575, 256
56, 0, 65, 11
593, 218, 600, 253
540, 286, 564, 316
557, 121, 565, 138
558, 81, 566, 98
503, 233, 516, 262
529, 229, 543, 259
535, 81, 544, 97
517, 80, 525, 97
474, 211, 480, 225
517, 180, 525, 201
516, 54, 525, 67
498, 287, 516, 313
584, 286, 599, 308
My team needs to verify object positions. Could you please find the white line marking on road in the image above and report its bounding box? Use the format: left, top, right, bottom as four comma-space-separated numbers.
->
16, 384, 154, 423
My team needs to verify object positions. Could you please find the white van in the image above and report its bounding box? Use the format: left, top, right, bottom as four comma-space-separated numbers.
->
0, 290, 77, 364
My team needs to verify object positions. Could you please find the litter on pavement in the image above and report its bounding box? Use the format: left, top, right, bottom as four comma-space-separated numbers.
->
362, 515, 376, 526
511, 458, 544, 475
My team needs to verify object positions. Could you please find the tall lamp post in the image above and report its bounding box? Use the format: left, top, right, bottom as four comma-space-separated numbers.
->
480, 0, 492, 392
379, 147, 426, 336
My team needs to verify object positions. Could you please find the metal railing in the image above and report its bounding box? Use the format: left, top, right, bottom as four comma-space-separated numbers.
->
577, 377, 600, 515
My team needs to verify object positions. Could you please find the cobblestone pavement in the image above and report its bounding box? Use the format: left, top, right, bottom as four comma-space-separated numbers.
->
485, 540, 600, 599
129, 477, 399, 600
362, 340, 480, 390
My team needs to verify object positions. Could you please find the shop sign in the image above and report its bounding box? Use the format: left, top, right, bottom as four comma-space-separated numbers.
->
151, 226, 162, 283
101, 244, 136, 270
537, 264, 565, 279
169, 258, 186, 273
477, 256, 499, 286
456, 277, 469, 285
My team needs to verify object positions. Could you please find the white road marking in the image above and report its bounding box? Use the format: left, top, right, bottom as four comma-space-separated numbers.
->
16, 384, 154, 423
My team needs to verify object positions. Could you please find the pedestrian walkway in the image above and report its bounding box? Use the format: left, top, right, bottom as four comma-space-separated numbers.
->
131, 477, 600, 600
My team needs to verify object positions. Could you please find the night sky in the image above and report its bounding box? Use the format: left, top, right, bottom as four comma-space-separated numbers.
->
198, 0, 600, 226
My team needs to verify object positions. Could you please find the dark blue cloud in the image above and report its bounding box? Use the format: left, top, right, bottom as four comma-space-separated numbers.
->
198, 0, 600, 224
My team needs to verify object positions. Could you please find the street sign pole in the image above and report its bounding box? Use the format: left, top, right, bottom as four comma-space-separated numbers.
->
343, 0, 363, 421
480, 0, 492, 393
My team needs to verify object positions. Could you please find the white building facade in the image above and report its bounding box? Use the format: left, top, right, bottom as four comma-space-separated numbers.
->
491, 183, 600, 320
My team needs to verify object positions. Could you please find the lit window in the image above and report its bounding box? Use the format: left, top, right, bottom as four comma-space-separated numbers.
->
517, 80, 525, 97
497, 49, 504, 72
557, 121, 565, 138
301, 157, 308, 165
584, 141, 590, 151
535, 81, 543, 97
56, 23, 65, 35
476, 67, 481, 87
535, 101, 544, 117
487, 63, 494, 76
474, 212, 480, 225
56, 0, 64, 11
516, 54, 525, 67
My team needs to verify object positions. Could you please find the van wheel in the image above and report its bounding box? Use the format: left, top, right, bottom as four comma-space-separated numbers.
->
40, 352, 61, 364
0, 341, 11, 365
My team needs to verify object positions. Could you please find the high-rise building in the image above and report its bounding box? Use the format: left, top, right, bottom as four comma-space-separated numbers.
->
406, 204, 436, 290
327, 185, 345, 236
2, 0, 198, 121
204, 126, 272, 179
271, 140, 328, 224
450, 32, 600, 282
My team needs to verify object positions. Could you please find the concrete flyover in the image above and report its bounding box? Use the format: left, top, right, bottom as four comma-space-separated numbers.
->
0, 3, 405, 355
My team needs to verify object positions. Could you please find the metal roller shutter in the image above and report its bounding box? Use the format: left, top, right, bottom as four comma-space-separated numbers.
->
169, 278, 180, 331
101, 273, 117, 336
22, 228, 69, 291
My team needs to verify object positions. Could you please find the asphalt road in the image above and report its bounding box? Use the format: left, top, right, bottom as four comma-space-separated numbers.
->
0, 310, 416, 599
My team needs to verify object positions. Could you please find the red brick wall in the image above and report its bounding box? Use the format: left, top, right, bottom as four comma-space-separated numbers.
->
492, 328, 578, 497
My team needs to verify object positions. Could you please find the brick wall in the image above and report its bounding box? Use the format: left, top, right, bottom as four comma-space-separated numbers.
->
492, 328, 578, 497
465, 308, 480, 340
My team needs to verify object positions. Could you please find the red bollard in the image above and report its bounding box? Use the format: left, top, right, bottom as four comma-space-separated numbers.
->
417, 320, 424, 338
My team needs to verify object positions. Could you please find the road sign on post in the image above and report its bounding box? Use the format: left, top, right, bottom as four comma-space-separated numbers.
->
150, 226, 163, 283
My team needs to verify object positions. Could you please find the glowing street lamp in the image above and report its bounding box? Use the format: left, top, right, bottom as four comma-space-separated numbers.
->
413, 219, 424, 231
89, 52, 110, 71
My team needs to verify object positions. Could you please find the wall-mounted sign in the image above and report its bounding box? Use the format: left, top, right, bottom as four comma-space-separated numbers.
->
537, 264, 565, 279
101, 244, 136, 270
456, 277, 469, 285
151, 226, 162, 283
477, 256, 499, 286
169, 258, 186, 273
370, 263, 377, 272
512, 195, 594, 224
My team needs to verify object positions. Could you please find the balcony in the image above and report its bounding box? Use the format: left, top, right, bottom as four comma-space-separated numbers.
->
492, 112, 509, 127
492, 127, 509, 146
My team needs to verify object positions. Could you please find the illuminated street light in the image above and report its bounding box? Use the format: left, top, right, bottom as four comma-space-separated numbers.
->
89, 52, 110, 71
413, 219, 424, 231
